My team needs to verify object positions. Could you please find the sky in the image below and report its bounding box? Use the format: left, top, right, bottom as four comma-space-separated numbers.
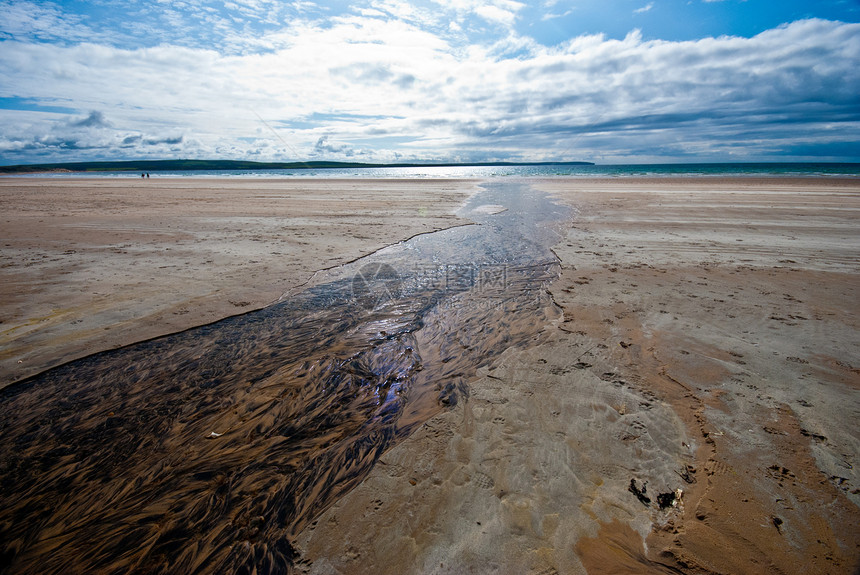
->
0, 0, 859, 165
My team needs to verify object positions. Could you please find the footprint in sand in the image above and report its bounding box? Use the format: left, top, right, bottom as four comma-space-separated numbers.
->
472, 472, 495, 489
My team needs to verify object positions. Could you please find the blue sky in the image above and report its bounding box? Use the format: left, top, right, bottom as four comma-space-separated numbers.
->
1, 0, 859, 164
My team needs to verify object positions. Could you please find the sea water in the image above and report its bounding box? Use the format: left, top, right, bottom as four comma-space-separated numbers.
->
5, 162, 860, 179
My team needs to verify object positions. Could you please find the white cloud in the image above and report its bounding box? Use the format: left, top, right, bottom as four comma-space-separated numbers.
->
542, 10, 572, 21
0, 0, 121, 44
0, 15, 858, 163
634, 2, 654, 14
474, 5, 518, 27
430, 0, 525, 30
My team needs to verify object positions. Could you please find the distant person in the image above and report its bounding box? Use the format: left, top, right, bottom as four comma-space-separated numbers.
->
141, 173, 145, 178
146, 173, 150, 178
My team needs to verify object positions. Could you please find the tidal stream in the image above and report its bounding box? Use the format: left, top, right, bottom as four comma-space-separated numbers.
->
0, 181, 570, 574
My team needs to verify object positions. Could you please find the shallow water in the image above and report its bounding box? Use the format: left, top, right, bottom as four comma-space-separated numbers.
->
0, 181, 569, 574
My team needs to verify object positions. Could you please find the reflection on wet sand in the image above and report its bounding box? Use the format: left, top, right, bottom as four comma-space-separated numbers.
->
0, 182, 568, 573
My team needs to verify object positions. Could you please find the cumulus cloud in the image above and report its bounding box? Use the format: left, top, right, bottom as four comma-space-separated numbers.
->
430, 0, 525, 30
313, 135, 361, 157
474, 5, 519, 27
0, 106, 185, 160
0, 8, 858, 163
70, 111, 110, 128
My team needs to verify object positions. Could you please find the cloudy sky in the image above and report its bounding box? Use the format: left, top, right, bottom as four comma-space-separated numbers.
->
1, 0, 859, 165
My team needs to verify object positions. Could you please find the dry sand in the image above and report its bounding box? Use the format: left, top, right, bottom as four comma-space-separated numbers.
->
0, 178, 477, 385
295, 178, 860, 574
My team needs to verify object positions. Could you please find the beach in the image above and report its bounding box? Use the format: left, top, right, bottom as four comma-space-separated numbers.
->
0, 176, 858, 573
294, 177, 860, 574
0, 178, 477, 385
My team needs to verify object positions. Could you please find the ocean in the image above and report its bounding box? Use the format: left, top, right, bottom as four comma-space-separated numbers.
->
5, 162, 860, 179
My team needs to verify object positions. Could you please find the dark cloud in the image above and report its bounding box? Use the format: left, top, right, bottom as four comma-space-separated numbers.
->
70, 110, 110, 128
313, 135, 355, 157
330, 63, 417, 90
394, 74, 415, 89
145, 135, 183, 146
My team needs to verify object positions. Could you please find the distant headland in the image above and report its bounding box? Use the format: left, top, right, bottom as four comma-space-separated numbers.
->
0, 159, 594, 174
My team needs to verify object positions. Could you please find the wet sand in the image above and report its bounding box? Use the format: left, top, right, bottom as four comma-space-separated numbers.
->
0, 180, 569, 575
0, 178, 476, 385
295, 178, 860, 574
1, 176, 858, 573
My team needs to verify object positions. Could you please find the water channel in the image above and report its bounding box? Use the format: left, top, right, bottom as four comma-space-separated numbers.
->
0, 180, 571, 574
